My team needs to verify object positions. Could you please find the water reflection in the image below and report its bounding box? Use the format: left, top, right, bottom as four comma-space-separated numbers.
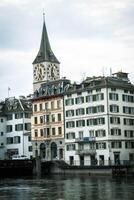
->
0, 176, 134, 200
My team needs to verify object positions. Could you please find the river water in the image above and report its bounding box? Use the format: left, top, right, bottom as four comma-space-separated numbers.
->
0, 175, 134, 200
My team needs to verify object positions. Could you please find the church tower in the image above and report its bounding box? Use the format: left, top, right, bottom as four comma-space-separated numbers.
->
33, 17, 60, 92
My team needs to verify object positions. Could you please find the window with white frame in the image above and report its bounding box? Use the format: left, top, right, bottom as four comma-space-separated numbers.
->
15, 113, 23, 119
86, 105, 104, 114
110, 117, 120, 124
66, 110, 74, 117
95, 129, 106, 137
66, 144, 75, 151
86, 107, 94, 114
123, 106, 134, 115
124, 130, 134, 137
14, 136, 20, 144
124, 118, 134, 125
96, 93, 104, 101
65, 98, 74, 106
96, 142, 106, 149
66, 121, 75, 128
76, 120, 85, 127
111, 141, 122, 148
122, 94, 134, 102
6, 137, 13, 144
15, 124, 23, 131
96, 105, 104, 112
25, 123, 31, 131
110, 128, 121, 136
86, 95, 93, 102
87, 118, 105, 126
66, 132, 75, 139
75, 96, 84, 104
76, 108, 85, 115
7, 114, 12, 120
109, 93, 118, 101
125, 141, 134, 149
110, 105, 119, 113
6, 125, 12, 132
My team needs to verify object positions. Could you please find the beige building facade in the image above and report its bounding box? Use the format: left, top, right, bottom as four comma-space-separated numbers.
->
32, 95, 65, 160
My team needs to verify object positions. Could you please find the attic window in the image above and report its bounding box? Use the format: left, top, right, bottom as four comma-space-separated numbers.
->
87, 90, 92, 94
111, 88, 116, 91
77, 92, 82, 96
124, 90, 128, 93
96, 88, 101, 92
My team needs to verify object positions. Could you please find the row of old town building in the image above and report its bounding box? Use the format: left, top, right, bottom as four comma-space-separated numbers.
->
0, 18, 134, 166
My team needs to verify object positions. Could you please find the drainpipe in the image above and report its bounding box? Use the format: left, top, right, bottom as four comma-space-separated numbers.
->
106, 80, 111, 164
63, 95, 66, 161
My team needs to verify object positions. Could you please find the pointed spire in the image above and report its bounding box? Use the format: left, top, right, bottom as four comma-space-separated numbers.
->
33, 16, 60, 64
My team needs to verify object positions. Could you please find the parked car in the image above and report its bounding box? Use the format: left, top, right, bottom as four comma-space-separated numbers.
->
12, 155, 29, 160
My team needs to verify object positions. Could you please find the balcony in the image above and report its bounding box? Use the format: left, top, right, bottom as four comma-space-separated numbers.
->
76, 149, 96, 155
75, 137, 96, 143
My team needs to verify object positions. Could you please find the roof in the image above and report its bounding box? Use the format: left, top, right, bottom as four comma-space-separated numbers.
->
33, 19, 60, 64
33, 78, 71, 99
64, 74, 134, 94
0, 97, 32, 114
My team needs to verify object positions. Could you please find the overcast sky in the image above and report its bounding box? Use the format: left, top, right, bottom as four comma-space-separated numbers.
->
0, 0, 134, 100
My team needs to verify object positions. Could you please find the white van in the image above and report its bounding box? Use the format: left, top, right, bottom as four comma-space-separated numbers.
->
12, 155, 29, 160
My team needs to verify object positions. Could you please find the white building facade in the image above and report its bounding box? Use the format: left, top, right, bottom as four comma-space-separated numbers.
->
0, 96, 33, 159
64, 72, 134, 166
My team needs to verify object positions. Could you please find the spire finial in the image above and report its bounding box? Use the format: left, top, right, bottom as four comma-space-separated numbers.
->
43, 9, 45, 22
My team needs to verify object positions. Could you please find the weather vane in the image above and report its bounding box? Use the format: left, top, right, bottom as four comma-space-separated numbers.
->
43, 8, 45, 22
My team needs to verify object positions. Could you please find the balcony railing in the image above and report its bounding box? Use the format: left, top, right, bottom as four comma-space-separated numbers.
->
75, 137, 96, 143
76, 149, 96, 155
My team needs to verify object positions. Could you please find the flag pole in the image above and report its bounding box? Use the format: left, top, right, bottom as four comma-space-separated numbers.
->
8, 87, 10, 98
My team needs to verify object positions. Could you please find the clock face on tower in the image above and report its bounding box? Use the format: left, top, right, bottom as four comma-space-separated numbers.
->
34, 64, 45, 81
47, 63, 59, 80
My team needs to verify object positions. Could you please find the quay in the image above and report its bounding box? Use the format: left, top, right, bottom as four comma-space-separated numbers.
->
0, 160, 34, 177
41, 160, 134, 177
0, 159, 134, 177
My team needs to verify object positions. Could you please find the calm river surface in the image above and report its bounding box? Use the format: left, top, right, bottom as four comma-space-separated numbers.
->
0, 175, 134, 200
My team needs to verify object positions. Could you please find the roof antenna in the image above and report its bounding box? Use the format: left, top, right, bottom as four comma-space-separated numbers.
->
110, 67, 112, 76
